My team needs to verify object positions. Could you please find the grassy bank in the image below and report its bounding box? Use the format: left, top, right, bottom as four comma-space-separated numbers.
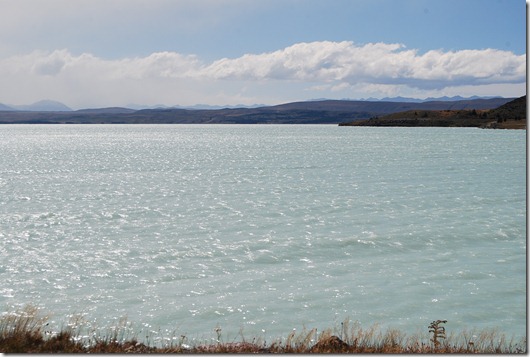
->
0, 306, 526, 353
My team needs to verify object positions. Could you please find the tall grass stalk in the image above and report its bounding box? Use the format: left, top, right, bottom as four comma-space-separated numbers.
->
0, 306, 526, 353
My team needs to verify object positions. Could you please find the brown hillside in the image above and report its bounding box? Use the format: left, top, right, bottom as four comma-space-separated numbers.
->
340, 96, 526, 129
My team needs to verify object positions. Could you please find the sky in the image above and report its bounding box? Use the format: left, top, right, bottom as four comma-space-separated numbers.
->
0, 0, 526, 109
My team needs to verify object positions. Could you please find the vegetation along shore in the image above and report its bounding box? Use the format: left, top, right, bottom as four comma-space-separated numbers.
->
0, 305, 526, 353
339, 95, 526, 128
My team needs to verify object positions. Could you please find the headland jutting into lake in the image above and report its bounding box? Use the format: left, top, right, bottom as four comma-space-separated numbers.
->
339, 95, 526, 129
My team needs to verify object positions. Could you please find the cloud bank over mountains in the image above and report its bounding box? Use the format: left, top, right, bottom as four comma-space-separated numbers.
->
204, 41, 524, 86
1, 41, 525, 108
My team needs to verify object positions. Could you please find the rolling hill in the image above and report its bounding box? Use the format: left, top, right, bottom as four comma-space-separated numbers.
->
338, 96, 526, 129
0, 97, 516, 124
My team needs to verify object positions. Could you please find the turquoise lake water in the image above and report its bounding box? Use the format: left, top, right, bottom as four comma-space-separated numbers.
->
0, 124, 526, 344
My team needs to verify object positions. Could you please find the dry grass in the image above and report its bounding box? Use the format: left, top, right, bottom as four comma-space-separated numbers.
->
0, 305, 526, 353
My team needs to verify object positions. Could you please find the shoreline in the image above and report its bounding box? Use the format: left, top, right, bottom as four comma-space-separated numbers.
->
0, 306, 526, 353
339, 96, 526, 129
338, 118, 526, 129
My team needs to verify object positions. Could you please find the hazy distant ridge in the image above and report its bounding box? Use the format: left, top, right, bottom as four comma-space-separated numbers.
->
11, 100, 73, 112
0, 97, 515, 124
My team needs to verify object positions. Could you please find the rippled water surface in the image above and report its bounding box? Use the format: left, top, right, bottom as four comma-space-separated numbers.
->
0, 124, 526, 342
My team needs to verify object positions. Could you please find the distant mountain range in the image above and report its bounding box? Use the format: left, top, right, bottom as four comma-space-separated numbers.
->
126, 103, 268, 110
1, 100, 73, 112
0, 96, 517, 124
0, 96, 509, 112
357, 95, 502, 103
0, 103, 13, 111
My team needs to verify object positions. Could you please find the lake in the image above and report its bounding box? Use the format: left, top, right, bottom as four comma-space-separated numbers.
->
0, 124, 525, 345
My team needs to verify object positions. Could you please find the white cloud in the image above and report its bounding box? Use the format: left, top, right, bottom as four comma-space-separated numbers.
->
5, 49, 202, 79
0, 41, 525, 108
200, 41, 525, 88
31, 50, 71, 76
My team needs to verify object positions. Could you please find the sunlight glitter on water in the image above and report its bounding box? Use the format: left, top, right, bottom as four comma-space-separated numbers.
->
0, 125, 525, 342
